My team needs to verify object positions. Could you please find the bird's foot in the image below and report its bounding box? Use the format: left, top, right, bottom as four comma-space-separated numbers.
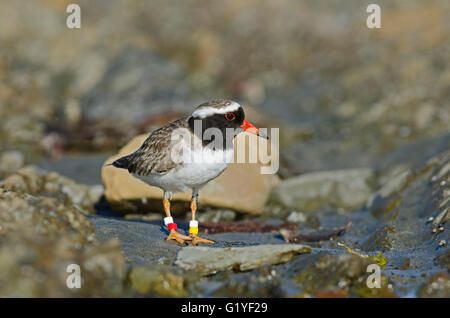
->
166, 230, 192, 245
189, 234, 215, 246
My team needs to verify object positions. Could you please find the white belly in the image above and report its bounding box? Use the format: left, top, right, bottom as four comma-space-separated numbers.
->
135, 147, 233, 193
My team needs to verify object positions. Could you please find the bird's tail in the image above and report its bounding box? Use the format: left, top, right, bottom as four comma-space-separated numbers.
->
104, 153, 134, 169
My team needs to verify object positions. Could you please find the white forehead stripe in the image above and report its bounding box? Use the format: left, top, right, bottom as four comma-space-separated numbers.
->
192, 101, 240, 119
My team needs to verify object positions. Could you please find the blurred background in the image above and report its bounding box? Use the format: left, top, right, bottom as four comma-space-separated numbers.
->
0, 0, 449, 297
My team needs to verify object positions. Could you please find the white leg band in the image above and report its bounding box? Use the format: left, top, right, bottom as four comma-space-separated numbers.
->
164, 217, 174, 226
189, 220, 198, 228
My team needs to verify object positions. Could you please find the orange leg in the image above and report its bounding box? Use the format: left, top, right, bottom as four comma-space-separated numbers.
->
163, 196, 191, 245
188, 192, 214, 246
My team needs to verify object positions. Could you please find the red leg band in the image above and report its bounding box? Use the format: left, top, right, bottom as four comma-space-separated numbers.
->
168, 223, 177, 232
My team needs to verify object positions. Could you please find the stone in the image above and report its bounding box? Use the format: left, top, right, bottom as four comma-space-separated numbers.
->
0, 150, 24, 175
127, 266, 188, 297
175, 244, 311, 276
0, 189, 94, 238
102, 134, 279, 215
0, 190, 126, 297
286, 211, 307, 223
360, 151, 450, 252
292, 252, 397, 298
269, 168, 375, 212
2, 165, 102, 214
419, 272, 450, 298
366, 165, 411, 212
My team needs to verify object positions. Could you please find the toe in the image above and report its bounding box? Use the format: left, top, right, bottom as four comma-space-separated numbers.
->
191, 236, 215, 245
175, 237, 185, 245
166, 230, 193, 245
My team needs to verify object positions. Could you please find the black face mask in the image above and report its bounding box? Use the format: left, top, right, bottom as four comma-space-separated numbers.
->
188, 108, 245, 150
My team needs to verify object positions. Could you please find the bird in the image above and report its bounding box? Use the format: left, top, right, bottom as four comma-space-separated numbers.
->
108, 99, 268, 245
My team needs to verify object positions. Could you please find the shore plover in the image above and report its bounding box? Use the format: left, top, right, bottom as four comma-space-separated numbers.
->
109, 99, 268, 245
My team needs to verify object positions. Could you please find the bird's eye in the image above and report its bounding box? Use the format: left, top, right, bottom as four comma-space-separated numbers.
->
225, 112, 235, 121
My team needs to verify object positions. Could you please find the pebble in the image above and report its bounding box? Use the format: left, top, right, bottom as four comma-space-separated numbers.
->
287, 211, 307, 223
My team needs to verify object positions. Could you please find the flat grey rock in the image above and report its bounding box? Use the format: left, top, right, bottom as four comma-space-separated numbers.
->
175, 244, 311, 276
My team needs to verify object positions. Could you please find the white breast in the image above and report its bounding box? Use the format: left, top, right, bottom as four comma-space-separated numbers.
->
135, 138, 234, 193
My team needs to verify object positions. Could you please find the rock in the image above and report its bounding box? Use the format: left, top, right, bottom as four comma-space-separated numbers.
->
102, 134, 279, 215
175, 244, 311, 276
0, 233, 126, 297
211, 268, 285, 297
269, 168, 375, 212
89, 214, 287, 266
2, 165, 102, 214
434, 248, 449, 271
366, 165, 411, 212
0, 190, 94, 238
0, 150, 24, 176
360, 151, 450, 252
0, 190, 126, 297
286, 211, 307, 223
292, 252, 397, 297
419, 272, 450, 298
127, 266, 189, 297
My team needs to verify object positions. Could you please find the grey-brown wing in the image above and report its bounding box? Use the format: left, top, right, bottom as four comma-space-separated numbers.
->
126, 118, 187, 175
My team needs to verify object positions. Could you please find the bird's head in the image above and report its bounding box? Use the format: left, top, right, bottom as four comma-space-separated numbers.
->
188, 99, 268, 142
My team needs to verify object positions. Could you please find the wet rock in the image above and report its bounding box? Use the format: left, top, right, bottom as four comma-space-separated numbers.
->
102, 134, 279, 215
292, 253, 396, 298
366, 165, 411, 213
89, 214, 289, 266
175, 244, 311, 276
280, 221, 351, 243
127, 266, 189, 297
360, 225, 396, 252
269, 168, 375, 212
0, 190, 126, 297
434, 248, 449, 270
361, 151, 450, 252
2, 165, 102, 214
211, 268, 285, 297
200, 220, 299, 234
92, 215, 183, 265
418, 272, 450, 298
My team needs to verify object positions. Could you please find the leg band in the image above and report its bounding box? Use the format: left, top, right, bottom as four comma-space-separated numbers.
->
168, 223, 177, 232
189, 220, 198, 235
189, 227, 198, 235
164, 217, 174, 226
